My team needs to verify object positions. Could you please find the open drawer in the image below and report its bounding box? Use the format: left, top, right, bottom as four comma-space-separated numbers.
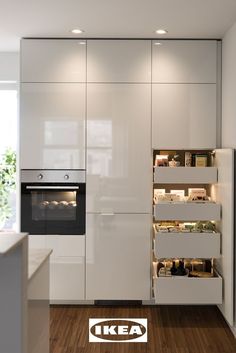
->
154, 203, 221, 221
154, 231, 221, 258
154, 166, 218, 184
153, 271, 222, 304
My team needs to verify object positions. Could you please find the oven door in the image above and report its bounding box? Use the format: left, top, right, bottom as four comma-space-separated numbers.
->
21, 183, 85, 235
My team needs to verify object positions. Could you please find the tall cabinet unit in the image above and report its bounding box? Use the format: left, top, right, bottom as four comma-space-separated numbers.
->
86, 40, 152, 300
20, 39, 87, 301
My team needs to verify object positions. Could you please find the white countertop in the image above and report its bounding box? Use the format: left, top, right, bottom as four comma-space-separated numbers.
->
0, 232, 27, 255
28, 248, 53, 281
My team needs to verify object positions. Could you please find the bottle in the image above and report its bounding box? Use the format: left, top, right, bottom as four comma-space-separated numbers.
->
176, 261, 187, 276
170, 261, 178, 275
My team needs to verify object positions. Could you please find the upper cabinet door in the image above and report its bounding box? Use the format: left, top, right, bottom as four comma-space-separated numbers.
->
87, 40, 151, 83
87, 83, 152, 213
21, 39, 86, 82
152, 40, 217, 83
20, 83, 86, 169
152, 84, 216, 149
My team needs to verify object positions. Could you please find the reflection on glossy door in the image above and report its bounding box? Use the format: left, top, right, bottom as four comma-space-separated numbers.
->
20, 83, 86, 169
86, 83, 152, 213
86, 213, 151, 300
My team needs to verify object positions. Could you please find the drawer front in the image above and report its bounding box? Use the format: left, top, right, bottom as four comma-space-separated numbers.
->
153, 275, 222, 304
154, 203, 221, 221
154, 232, 221, 259
154, 167, 218, 184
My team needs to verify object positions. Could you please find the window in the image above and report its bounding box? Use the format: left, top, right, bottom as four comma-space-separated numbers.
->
0, 84, 17, 230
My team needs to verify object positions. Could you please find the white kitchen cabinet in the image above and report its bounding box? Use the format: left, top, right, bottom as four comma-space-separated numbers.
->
21, 39, 86, 82
20, 83, 86, 169
29, 235, 85, 301
152, 84, 216, 149
45, 235, 85, 257
86, 83, 152, 213
87, 40, 151, 83
152, 40, 217, 83
45, 235, 85, 300
86, 214, 151, 300
50, 257, 85, 301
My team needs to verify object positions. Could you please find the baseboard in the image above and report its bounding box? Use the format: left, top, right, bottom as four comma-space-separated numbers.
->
50, 300, 95, 305
142, 299, 156, 305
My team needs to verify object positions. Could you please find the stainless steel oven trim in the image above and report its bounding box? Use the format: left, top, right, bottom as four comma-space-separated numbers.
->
21, 169, 86, 183
26, 186, 80, 190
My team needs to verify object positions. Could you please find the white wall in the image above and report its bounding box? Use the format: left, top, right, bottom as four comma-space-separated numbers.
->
222, 22, 236, 147
0, 52, 19, 81
222, 21, 236, 335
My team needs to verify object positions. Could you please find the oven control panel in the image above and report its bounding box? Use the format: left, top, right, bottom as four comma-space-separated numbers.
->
21, 170, 86, 183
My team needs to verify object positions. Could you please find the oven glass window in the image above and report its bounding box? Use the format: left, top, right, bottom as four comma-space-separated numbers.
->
31, 191, 77, 221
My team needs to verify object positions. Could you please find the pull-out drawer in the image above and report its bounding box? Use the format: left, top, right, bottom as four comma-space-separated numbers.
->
154, 231, 221, 259
153, 272, 222, 304
154, 203, 221, 221
154, 167, 218, 184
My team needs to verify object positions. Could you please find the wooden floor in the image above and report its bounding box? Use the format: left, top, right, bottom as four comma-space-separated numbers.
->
50, 305, 236, 353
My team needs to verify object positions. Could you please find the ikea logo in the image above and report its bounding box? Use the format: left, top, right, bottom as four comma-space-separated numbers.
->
89, 318, 147, 343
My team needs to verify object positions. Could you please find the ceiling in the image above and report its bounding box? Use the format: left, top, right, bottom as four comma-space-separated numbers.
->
1, 0, 236, 51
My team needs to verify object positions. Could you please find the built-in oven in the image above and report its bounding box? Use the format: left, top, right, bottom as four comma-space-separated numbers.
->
21, 170, 85, 235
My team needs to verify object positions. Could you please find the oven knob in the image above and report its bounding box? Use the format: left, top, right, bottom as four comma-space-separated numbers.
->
37, 173, 43, 180
64, 174, 69, 180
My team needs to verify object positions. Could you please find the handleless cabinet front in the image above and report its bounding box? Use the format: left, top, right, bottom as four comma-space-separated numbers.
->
152, 83, 216, 149
152, 40, 217, 83
86, 213, 151, 300
21, 39, 86, 83
86, 83, 152, 213
20, 83, 86, 169
87, 40, 151, 83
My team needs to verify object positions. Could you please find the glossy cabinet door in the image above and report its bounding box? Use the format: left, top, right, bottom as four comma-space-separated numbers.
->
86, 83, 152, 213
87, 40, 151, 82
50, 257, 85, 301
152, 40, 217, 83
20, 83, 86, 169
152, 84, 216, 149
21, 39, 86, 82
45, 235, 85, 301
86, 213, 151, 300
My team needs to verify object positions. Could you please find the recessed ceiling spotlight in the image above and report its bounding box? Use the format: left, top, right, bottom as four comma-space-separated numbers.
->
154, 42, 162, 46
71, 28, 84, 34
155, 29, 168, 35
79, 41, 86, 45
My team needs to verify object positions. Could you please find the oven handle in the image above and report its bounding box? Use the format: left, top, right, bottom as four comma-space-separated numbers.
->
26, 186, 79, 190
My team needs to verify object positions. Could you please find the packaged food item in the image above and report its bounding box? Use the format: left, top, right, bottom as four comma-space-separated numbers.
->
195, 154, 208, 167
188, 188, 206, 198
185, 152, 192, 167
153, 189, 165, 204
155, 155, 169, 167
169, 155, 180, 167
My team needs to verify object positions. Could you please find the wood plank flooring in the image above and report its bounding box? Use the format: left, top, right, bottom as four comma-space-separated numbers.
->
50, 305, 236, 353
